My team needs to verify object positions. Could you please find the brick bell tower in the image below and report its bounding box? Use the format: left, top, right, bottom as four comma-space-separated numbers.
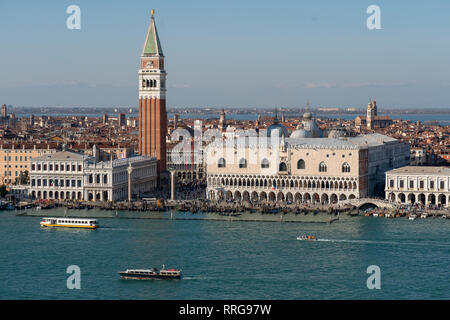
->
138, 9, 167, 177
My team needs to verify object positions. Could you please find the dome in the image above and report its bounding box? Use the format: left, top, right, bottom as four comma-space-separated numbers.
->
328, 127, 347, 139
303, 112, 312, 120
290, 129, 311, 139
175, 124, 194, 136
266, 123, 288, 138
302, 119, 322, 138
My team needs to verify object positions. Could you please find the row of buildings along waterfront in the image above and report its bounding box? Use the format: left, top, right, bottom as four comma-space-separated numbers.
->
205, 111, 410, 203
2, 11, 449, 208
0, 144, 56, 185
5, 12, 164, 201
385, 166, 450, 207
29, 149, 157, 201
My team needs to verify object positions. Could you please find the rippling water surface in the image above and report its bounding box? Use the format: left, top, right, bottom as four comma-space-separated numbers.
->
0, 209, 449, 299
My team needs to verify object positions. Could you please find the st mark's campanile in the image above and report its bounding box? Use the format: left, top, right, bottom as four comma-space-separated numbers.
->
138, 10, 167, 177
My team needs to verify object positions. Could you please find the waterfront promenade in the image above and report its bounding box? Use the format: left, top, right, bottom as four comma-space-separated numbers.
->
14, 197, 450, 222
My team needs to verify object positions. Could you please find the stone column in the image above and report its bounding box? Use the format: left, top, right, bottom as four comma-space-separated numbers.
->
171, 170, 176, 201
127, 163, 133, 202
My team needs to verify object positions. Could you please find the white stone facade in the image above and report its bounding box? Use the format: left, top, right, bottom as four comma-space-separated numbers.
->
30, 151, 157, 201
385, 166, 450, 207
30, 151, 85, 200
84, 156, 157, 201
205, 132, 410, 203
206, 137, 369, 204
347, 133, 410, 196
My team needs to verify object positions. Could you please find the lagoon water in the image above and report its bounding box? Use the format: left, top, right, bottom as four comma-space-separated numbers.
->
0, 209, 449, 300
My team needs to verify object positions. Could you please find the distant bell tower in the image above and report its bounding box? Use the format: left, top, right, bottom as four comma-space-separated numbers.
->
367, 99, 374, 129
138, 9, 167, 176
219, 109, 226, 131
372, 100, 377, 116
1, 104, 7, 118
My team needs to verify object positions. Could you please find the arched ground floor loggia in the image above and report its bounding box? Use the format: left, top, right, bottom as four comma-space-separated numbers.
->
207, 188, 358, 204
30, 189, 84, 201
386, 192, 449, 207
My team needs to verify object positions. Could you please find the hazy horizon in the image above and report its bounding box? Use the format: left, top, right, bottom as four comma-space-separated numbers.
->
1, 1, 449, 109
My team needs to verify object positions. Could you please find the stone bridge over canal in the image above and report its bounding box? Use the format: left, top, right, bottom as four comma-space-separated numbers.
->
339, 198, 399, 210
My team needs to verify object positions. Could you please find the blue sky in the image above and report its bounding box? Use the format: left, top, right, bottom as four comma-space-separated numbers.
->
0, 0, 449, 109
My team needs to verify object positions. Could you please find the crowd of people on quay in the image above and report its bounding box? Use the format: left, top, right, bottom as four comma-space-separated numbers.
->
175, 180, 206, 200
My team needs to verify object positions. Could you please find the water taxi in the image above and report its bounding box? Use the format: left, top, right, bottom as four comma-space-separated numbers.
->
118, 265, 181, 280
297, 235, 318, 241
40, 217, 99, 229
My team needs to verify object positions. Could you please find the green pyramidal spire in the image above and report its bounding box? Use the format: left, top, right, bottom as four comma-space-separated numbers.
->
142, 9, 163, 57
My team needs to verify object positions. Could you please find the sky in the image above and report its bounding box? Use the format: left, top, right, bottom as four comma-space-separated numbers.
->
0, 0, 449, 109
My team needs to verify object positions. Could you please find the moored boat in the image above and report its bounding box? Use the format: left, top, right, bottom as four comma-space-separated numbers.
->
0, 201, 16, 210
409, 214, 417, 221
118, 265, 181, 280
40, 217, 98, 229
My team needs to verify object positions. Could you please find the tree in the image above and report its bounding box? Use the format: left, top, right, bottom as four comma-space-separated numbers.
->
20, 170, 29, 185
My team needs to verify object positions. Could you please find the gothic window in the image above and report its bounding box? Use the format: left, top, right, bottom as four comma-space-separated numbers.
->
279, 162, 287, 172
342, 162, 350, 173
297, 159, 305, 169
319, 162, 327, 173
218, 158, 226, 168
261, 158, 269, 169
239, 158, 247, 169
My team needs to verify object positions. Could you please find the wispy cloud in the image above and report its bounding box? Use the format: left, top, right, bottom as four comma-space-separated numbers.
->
341, 82, 409, 88
274, 82, 336, 89
301, 82, 336, 89
275, 81, 413, 90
